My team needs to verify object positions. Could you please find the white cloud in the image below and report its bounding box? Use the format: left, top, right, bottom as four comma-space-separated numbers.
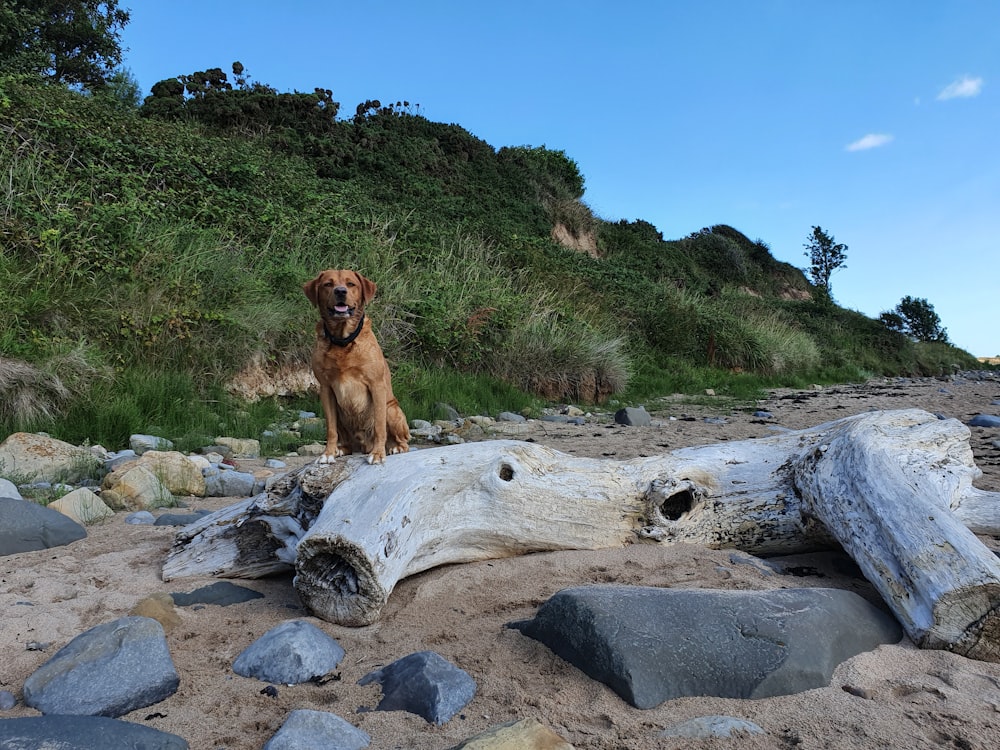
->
937, 75, 984, 100
845, 133, 894, 152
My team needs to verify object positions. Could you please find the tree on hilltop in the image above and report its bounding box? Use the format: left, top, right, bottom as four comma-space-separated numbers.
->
879, 296, 949, 343
0, 0, 130, 90
803, 226, 847, 301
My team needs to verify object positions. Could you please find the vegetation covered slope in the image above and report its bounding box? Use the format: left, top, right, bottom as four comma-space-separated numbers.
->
0, 73, 979, 448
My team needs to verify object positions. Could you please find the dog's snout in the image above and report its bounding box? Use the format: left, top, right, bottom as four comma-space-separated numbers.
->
333, 285, 348, 299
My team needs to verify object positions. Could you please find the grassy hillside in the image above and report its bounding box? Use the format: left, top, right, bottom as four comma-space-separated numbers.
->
0, 74, 980, 449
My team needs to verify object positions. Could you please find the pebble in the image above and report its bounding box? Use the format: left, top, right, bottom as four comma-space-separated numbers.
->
263, 709, 370, 750
358, 650, 476, 725
969, 414, 1000, 428
233, 620, 345, 684
661, 715, 765, 739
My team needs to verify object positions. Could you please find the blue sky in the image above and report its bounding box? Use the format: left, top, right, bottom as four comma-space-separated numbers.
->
120, 1, 998, 357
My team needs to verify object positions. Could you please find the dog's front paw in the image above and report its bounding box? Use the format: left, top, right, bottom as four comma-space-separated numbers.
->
317, 452, 338, 464
389, 444, 409, 455
367, 449, 387, 465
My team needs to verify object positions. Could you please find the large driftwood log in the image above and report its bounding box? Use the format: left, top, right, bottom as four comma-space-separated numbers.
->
163, 409, 1000, 659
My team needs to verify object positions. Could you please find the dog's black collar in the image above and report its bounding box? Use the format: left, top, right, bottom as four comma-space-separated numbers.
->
323, 312, 365, 347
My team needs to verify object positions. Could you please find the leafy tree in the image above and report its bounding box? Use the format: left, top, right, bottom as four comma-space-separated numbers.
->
0, 1, 130, 90
95, 65, 141, 108
879, 296, 949, 343
803, 226, 847, 299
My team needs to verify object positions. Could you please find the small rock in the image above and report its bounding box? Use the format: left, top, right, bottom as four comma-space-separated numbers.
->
660, 715, 765, 739
753, 411, 774, 419
130, 593, 181, 632
154, 510, 212, 526
0, 497, 87, 556
49, 487, 114, 525
969, 414, 1000, 428
172, 581, 264, 607
0, 432, 101, 483
130, 434, 174, 454
432, 402, 461, 421
200, 444, 232, 458
496, 412, 526, 423
125, 510, 156, 525
0, 477, 24, 500
264, 458, 287, 469
297, 443, 326, 457
23, 616, 180, 717
263, 709, 370, 750
358, 651, 476, 725
101, 465, 174, 510
213, 436, 260, 459
410, 422, 443, 442
0, 690, 16, 710
138, 451, 206, 497
449, 717, 574, 749
104, 449, 137, 472
614, 406, 651, 427
233, 620, 345, 684
202, 467, 255, 497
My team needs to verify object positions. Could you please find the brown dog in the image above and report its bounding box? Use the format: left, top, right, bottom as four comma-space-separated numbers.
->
303, 269, 410, 464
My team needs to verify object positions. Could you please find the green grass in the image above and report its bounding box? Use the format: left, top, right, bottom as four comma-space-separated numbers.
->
0, 74, 986, 452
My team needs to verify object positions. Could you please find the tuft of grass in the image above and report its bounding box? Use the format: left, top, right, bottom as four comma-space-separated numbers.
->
393, 363, 543, 420
487, 308, 631, 404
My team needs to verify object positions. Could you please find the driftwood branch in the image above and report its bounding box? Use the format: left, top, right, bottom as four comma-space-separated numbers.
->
163, 409, 1000, 660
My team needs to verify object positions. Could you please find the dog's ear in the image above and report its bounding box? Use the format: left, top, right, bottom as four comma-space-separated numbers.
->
356, 272, 378, 304
302, 274, 323, 306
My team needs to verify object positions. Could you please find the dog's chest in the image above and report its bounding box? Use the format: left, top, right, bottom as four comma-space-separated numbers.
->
331, 378, 372, 418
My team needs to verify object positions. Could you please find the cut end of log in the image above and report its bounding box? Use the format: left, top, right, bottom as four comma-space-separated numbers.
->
927, 585, 1000, 663
295, 537, 388, 627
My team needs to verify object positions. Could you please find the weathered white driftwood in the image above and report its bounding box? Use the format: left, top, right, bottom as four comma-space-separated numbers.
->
163, 409, 1000, 659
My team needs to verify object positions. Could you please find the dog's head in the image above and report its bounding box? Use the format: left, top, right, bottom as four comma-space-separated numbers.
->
303, 270, 378, 320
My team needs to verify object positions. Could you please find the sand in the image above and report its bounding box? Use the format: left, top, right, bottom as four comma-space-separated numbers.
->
3, 375, 1000, 749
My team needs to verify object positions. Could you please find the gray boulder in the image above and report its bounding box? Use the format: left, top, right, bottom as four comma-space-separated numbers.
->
23, 616, 180, 717
0, 496, 86, 556
263, 709, 370, 750
233, 620, 345, 684
614, 406, 651, 426
509, 585, 901, 708
358, 650, 476, 725
0, 715, 188, 749
0, 432, 101, 483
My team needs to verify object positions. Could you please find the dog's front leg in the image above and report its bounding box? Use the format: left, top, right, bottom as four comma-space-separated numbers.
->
318, 385, 345, 464
366, 387, 389, 464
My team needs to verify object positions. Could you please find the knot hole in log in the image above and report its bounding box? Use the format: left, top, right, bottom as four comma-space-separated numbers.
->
642, 476, 711, 538
499, 463, 514, 481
